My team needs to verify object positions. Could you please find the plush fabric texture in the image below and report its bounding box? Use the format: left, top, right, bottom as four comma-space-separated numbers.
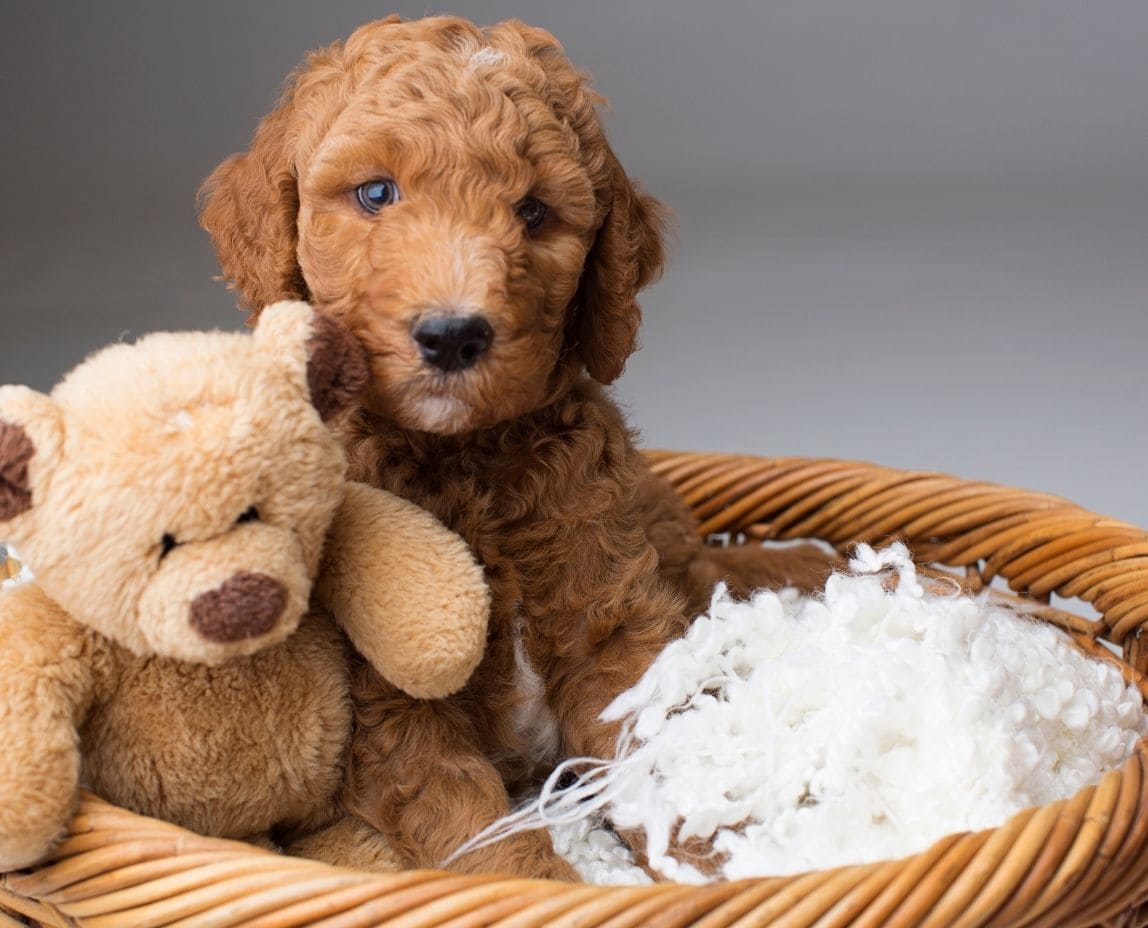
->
188, 572, 289, 642
0, 301, 490, 872
306, 310, 370, 422
470, 544, 1147, 884
0, 421, 33, 519
316, 482, 489, 700
198, 13, 838, 880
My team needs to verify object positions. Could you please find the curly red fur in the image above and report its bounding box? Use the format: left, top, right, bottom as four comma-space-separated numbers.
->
200, 15, 834, 880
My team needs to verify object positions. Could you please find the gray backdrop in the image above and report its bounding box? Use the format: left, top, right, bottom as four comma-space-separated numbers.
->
3, 2, 1146, 530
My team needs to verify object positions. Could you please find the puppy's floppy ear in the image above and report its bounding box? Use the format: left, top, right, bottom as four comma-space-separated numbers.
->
198, 78, 310, 319
0, 387, 64, 532
487, 20, 669, 385
254, 301, 368, 421
573, 152, 668, 385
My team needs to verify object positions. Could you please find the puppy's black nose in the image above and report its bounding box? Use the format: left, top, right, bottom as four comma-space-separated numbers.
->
412, 314, 494, 372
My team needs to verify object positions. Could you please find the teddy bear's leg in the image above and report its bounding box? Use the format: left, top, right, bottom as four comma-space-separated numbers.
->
347, 671, 579, 882
0, 584, 94, 871
284, 812, 405, 872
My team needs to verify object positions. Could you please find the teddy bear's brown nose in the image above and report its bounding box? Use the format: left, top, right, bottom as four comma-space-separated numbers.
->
189, 573, 288, 643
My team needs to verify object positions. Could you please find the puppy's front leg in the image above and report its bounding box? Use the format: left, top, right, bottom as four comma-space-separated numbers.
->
532, 538, 709, 880
346, 665, 579, 881
543, 550, 688, 765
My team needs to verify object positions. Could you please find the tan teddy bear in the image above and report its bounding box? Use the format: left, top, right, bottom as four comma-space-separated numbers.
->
0, 301, 490, 871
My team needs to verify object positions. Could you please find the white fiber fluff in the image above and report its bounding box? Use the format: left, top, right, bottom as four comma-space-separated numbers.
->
460, 543, 1147, 884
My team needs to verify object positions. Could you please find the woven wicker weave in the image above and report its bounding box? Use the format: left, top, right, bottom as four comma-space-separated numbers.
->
4, 450, 1148, 928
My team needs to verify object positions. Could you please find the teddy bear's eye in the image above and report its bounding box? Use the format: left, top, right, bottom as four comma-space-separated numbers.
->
236, 506, 260, 525
159, 534, 179, 561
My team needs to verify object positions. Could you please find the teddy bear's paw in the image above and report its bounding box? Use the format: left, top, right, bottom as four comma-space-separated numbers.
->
0, 791, 73, 872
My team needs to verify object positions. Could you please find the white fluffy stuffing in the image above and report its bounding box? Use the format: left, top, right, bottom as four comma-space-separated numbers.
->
459, 543, 1147, 884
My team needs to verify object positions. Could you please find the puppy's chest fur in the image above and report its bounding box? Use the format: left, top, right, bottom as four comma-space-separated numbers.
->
505, 608, 562, 769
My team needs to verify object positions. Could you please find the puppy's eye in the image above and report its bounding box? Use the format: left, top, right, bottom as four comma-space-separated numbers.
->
515, 197, 548, 232
236, 506, 260, 525
355, 179, 400, 214
159, 533, 179, 562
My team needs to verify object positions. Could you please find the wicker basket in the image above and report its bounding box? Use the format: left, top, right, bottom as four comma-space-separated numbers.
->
4, 450, 1148, 928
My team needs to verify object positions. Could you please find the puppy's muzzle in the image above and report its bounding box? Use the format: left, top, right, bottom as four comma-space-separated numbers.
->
412, 313, 494, 372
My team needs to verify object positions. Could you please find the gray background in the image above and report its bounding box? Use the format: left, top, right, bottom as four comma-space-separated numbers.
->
2, 2, 1146, 529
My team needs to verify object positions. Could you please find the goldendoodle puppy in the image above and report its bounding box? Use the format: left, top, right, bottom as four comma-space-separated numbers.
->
200, 14, 831, 880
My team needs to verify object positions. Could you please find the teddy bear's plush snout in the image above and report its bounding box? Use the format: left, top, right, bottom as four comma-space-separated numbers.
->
189, 572, 288, 643
134, 523, 314, 664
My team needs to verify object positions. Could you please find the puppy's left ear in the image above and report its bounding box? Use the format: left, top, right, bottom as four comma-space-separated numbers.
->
573, 155, 668, 384
254, 301, 368, 421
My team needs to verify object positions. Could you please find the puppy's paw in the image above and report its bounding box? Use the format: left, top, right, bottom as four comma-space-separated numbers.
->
450, 830, 581, 882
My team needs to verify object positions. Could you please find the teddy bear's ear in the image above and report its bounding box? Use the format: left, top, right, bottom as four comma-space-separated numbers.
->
0, 386, 64, 527
253, 300, 369, 421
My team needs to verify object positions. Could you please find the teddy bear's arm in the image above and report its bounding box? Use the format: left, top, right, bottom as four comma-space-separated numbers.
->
0, 582, 97, 871
316, 482, 490, 700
